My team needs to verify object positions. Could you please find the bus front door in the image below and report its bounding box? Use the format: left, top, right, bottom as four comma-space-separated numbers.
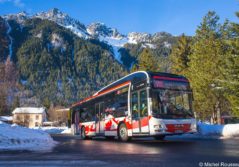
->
131, 90, 149, 134
95, 102, 105, 134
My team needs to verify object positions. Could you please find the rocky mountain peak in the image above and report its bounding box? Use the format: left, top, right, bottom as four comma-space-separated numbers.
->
87, 22, 124, 39
127, 32, 151, 44
35, 8, 88, 38
3, 11, 29, 23
35, 8, 71, 24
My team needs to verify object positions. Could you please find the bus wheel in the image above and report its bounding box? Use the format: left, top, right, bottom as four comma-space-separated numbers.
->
81, 127, 87, 140
154, 135, 165, 140
118, 123, 131, 142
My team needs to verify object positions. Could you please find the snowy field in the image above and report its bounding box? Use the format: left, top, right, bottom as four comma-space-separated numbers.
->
0, 121, 56, 151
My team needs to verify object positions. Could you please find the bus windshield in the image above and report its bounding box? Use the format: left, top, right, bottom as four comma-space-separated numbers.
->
151, 89, 193, 119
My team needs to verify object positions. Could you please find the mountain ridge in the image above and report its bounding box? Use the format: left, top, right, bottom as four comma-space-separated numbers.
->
0, 8, 176, 108
2, 8, 173, 47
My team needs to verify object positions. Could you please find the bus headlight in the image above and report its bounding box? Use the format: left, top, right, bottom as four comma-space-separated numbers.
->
154, 124, 162, 130
154, 123, 166, 132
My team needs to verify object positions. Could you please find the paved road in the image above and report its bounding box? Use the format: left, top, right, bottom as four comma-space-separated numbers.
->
0, 134, 239, 167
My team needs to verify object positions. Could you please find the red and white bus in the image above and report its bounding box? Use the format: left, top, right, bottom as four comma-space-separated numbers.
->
69, 71, 197, 141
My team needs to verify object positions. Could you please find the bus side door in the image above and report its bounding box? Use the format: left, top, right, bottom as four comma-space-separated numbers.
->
131, 89, 149, 134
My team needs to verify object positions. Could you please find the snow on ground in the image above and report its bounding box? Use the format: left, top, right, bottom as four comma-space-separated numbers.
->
142, 43, 157, 49
112, 46, 122, 64
61, 128, 71, 134
33, 126, 71, 134
65, 25, 89, 38
0, 116, 12, 122
197, 122, 239, 137
0, 121, 56, 151
99, 36, 127, 64
99, 36, 128, 47
167, 122, 239, 140
6, 20, 13, 60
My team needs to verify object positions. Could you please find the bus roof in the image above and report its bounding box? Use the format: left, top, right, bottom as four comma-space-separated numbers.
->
71, 71, 189, 108
94, 71, 150, 96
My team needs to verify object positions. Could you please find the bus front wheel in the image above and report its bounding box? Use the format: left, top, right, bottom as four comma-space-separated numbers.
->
118, 123, 131, 142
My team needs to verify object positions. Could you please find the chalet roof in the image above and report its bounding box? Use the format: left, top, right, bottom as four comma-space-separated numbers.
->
12, 107, 46, 114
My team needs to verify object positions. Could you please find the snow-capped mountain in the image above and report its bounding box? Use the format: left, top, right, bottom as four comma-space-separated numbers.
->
2, 8, 173, 64
3, 8, 173, 45
35, 8, 89, 38
3, 11, 29, 24
87, 22, 124, 39
3, 8, 172, 45
128, 32, 151, 44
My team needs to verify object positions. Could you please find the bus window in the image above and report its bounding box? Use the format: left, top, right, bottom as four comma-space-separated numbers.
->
140, 90, 148, 117
104, 92, 128, 118
132, 92, 138, 118
104, 93, 116, 118
114, 92, 128, 117
80, 106, 93, 122
152, 89, 193, 119
100, 102, 105, 121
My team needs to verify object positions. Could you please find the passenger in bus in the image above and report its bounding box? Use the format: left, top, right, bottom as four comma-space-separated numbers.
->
141, 103, 148, 116
105, 107, 114, 119
132, 104, 138, 118
96, 113, 100, 121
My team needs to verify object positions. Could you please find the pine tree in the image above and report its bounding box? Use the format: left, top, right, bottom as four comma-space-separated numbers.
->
0, 62, 7, 115
187, 11, 229, 123
5, 57, 18, 87
12, 96, 20, 110
137, 48, 159, 72
221, 12, 239, 117
170, 34, 192, 74
131, 64, 139, 73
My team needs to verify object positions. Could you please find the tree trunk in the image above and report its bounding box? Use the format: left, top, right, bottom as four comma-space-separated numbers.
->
216, 101, 221, 124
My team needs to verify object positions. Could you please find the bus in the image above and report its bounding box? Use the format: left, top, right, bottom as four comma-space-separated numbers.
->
69, 71, 197, 141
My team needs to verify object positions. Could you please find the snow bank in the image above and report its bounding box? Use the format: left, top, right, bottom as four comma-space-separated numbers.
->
0, 121, 56, 151
33, 126, 71, 134
198, 123, 239, 137
61, 128, 71, 134
167, 123, 239, 140
0, 116, 12, 121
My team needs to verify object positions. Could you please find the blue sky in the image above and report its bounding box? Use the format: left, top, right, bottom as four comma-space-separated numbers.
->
0, 0, 238, 35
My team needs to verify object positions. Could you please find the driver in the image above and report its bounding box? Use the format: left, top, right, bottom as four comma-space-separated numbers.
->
167, 102, 176, 114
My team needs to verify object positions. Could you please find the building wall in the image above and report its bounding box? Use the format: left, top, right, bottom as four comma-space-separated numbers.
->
13, 113, 45, 128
